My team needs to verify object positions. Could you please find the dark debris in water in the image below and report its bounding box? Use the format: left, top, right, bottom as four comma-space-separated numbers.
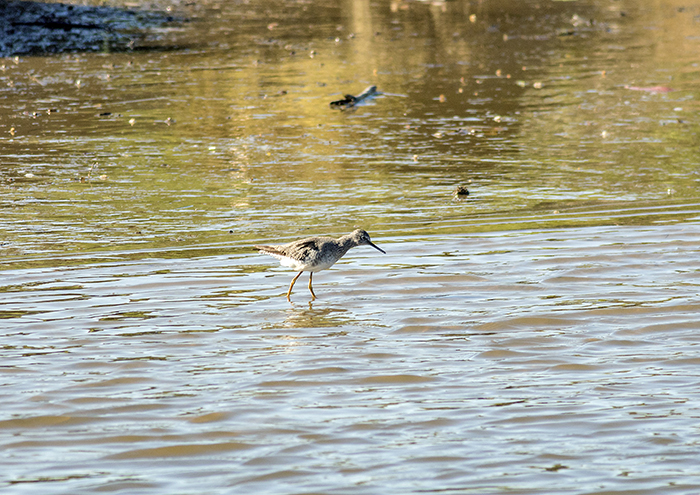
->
0, 0, 180, 56
453, 185, 470, 198
544, 464, 569, 472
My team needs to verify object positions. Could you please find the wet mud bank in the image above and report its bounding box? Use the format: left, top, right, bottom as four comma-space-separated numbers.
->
0, 0, 180, 56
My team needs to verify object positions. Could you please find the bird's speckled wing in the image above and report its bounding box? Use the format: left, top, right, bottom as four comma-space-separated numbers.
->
284, 238, 323, 263
255, 237, 328, 270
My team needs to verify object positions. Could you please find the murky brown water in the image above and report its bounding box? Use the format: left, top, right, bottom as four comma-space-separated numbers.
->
2, 0, 700, 493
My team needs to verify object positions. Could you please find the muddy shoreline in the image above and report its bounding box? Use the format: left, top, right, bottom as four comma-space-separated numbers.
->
0, 0, 179, 57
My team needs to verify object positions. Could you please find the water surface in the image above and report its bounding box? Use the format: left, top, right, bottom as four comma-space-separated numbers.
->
2, 0, 700, 493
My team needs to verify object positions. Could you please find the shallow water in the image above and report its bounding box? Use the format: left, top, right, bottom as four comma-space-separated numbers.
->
2, 0, 700, 493
3, 225, 700, 494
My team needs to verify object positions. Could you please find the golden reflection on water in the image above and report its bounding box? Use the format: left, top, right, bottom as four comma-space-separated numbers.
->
1, 1, 699, 257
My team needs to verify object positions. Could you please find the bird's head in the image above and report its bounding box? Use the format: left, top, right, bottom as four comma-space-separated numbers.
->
351, 229, 385, 254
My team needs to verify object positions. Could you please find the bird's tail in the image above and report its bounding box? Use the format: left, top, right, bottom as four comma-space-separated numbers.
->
254, 245, 286, 259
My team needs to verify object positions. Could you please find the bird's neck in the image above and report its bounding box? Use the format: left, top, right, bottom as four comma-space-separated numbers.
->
338, 235, 359, 252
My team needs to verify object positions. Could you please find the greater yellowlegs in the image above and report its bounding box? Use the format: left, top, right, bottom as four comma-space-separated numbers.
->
255, 229, 385, 301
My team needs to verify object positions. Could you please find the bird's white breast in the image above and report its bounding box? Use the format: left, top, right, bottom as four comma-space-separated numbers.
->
277, 255, 307, 271
308, 258, 338, 272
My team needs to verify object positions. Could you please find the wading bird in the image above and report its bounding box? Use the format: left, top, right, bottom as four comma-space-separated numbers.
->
255, 229, 385, 301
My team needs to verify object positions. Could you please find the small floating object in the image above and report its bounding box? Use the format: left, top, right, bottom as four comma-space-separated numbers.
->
330, 85, 378, 110
453, 185, 470, 198
625, 85, 673, 93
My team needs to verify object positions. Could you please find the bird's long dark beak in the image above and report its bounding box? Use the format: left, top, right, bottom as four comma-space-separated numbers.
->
369, 241, 386, 254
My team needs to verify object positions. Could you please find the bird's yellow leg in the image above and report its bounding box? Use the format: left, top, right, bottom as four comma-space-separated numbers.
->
287, 271, 303, 301
308, 272, 317, 300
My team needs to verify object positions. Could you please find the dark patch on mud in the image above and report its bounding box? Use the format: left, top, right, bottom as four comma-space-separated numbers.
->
0, 1, 181, 57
